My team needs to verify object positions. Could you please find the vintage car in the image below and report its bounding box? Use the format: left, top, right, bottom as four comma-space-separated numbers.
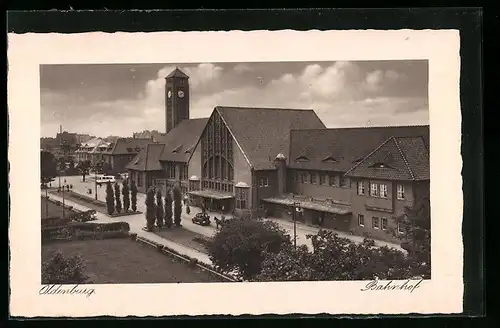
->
192, 212, 211, 226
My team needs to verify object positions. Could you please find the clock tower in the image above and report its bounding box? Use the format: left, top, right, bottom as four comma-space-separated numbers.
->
165, 67, 190, 134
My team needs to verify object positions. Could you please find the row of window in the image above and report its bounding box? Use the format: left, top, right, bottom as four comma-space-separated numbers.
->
166, 162, 188, 180
202, 180, 234, 193
293, 171, 350, 188
235, 187, 248, 209
356, 182, 405, 200
358, 214, 404, 233
259, 177, 269, 187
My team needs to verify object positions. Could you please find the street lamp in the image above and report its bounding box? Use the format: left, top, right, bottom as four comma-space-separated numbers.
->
292, 201, 302, 250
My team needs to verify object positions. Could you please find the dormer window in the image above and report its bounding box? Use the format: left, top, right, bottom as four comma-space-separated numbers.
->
134, 147, 141, 152
369, 162, 394, 169
322, 156, 338, 163
295, 155, 310, 162
352, 158, 363, 164
172, 144, 183, 153
184, 145, 194, 154
133, 157, 140, 165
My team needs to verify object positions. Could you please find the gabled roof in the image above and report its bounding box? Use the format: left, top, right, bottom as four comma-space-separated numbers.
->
158, 118, 209, 162
289, 125, 429, 174
344, 136, 426, 181
81, 137, 103, 148
103, 137, 152, 155
166, 68, 189, 79
215, 106, 326, 170
126, 143, 165, 171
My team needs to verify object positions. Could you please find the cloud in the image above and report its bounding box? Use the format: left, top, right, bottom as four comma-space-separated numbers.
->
41, 61, 428, 137
233, 64, 253, 73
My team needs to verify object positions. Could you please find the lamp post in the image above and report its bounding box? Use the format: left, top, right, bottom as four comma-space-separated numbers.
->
94, 165, 98, 200
292, 201, 301, 250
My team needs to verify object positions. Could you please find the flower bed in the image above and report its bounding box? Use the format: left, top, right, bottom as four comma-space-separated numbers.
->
42, 221, 131, 243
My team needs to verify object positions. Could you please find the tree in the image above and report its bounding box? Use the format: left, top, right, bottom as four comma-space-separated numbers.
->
41, 150, 57, 185
173, 185, 182, 226
145, 186, 156, 231
257, 245, 314, 281
122, 180, 130, 212
256, 230, 416, 282
77, 160, 91, 182
156, 188, 164, 228
105, 181, 115, 215
130, 180, 138, 212
164, 187, 173, 228
394, 197, 431, 279
42, 251, 88, 284
208, 217, 291, 280
114, 183, 122, 214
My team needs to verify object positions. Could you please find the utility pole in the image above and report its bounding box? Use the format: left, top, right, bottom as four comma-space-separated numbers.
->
293, 202, 298, 250
45, 182, 49, 219
94, 163, 98, 200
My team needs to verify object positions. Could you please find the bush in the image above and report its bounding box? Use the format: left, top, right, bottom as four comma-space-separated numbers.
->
122, 180, 130, 212
130, 180, 138, 212
145, 187, 156, 231
164, 188, 173, 228
105, 181, 115, 215
42, 251, 89, 284
208, 218, 291, 280
114, 183, 122, 213
173, 185, 182, 226
156, 189, 164, 228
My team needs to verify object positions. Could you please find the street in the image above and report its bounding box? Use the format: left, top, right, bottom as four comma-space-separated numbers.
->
57, 175, 403, 252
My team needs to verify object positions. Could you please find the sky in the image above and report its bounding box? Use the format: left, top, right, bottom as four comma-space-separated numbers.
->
40, 60, 428, 138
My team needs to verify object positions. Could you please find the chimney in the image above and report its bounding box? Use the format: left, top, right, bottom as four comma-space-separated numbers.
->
273, 153, 287, 195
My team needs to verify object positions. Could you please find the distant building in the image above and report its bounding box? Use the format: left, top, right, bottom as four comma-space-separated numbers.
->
76, 134, 94, 144
75, 137, 104, 163
133, 130, 166, 143
101, 137, 152, 174
40, 137, 58, 151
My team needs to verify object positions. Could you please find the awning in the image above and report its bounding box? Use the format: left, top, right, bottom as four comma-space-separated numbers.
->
188, 189, 234, 200
262, 196, 352, 215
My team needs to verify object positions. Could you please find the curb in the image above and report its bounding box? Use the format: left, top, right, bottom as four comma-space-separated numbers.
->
134, 234, 239, 283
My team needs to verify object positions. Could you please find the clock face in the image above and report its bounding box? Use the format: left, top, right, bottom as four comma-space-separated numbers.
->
167, 90, 172, 98
178, 90, 185, 98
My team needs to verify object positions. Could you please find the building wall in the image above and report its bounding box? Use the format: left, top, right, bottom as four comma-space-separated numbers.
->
188, 141, 202, 181
233, 139, 252, 208
254, 169, 279, 201
113, 154, 136, 174
288, 169, 352, 204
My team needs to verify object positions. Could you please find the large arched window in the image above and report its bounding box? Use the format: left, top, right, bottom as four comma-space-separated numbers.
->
201, 112, 234, 193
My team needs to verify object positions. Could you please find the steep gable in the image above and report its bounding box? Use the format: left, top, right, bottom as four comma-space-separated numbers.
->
104, 137, 152, 155
126, 143, 165, 171
289, 125, 429, 173
215, 106, 326, 170
159, 118, 209, 163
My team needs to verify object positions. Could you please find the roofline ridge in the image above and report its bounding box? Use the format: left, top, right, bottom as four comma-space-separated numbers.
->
290, 124, 430, 132
215, 105, 314, 112
393, 137, 416, 180
344, 137, 394, 176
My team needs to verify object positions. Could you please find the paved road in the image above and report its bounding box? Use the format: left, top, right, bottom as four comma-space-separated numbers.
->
59, 175, 403, 252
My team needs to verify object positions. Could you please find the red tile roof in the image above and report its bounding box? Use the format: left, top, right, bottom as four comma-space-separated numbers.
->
345, 136, 429, 181
103, 137, 152, 155
158, 118, 209, 162
215, 106, 326, 170
288, 125, 429, 176
126, 143, 165, 171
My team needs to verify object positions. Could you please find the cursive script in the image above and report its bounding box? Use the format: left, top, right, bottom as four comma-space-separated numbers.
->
39, 284, 95, 298
360, 279, 423, 293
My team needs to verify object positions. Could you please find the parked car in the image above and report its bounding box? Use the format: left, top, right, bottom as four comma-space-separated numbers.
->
192, 212, 211, 226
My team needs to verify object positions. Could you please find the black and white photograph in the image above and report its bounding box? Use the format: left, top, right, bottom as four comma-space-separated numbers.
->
8, 29, 462, 316
39, 60, 430, 285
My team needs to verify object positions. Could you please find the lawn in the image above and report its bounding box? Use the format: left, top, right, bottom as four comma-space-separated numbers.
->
42, 238, 224, 284
41, 196, 78, 220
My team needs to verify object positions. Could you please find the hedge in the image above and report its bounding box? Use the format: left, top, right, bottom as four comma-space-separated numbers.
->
42, 221, 131, 243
